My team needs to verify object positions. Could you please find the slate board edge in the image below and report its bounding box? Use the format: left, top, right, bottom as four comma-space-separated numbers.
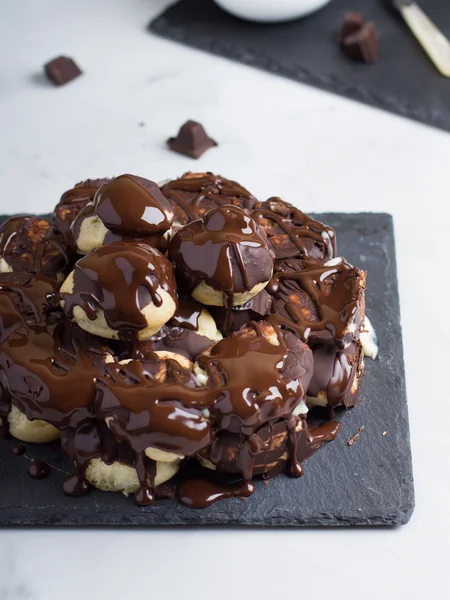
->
0, 212, 415, 527
149, 10, 448, 133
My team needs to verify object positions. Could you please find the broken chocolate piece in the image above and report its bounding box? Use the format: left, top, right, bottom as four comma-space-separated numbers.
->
342, 22, 379, 64
339, 12, 365, 43
44, 56, 82, 86
167, 120, 217, 159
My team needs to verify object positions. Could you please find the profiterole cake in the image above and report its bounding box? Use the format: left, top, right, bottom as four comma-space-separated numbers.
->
0, 172, 378, 508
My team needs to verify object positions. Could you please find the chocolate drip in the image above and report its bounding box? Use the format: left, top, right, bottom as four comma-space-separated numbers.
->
12, 444, 25, 456
62, 473, 90, 497
198, 332, 309, 436
54, 178, 110, 238
161, 172, 258, 227
95, 358, 213, 458
308, 341, 363, 409
139, 328, 214, 363
0, 216, 70, 278
61, 242, 177, 338
169, 297, 203, 331
178, 475, 255, 509
0, 270, 110, 431
28, 460, 51, 479
308, 420, 341, 443
71, 175, 173, 250
210, 289, 272, 335
169, 205, 274, 309
268, 258, 365, 348
252, 198, 336, 263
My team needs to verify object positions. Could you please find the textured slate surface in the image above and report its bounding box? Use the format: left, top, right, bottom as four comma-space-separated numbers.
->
0, 212, 414, 526
150, 0, 450, 133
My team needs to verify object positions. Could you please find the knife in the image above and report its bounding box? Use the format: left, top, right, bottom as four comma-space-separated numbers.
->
393, 0, 450, 77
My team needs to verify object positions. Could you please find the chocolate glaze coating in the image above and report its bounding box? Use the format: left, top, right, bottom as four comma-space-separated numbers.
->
0, 272, 110, 433
168, 205, 274, 307
0, 172, 368, 507
267, 257, 365, 349
198, 326, 311, 435
210, 288, 272, 335
161, 172, 258, 227
0, 216, 70, 279
308, 340, 364, 409
54, 178, 110, 239
252, 197, 336, 263
71, 175, 172, 251
61, 241, 177, 339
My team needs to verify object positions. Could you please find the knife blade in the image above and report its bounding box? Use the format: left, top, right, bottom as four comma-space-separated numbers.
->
393, 0, 450, 77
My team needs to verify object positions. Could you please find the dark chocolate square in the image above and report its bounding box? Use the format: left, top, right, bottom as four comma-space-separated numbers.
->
0, 212, 414, 526
44, 56, 82, 86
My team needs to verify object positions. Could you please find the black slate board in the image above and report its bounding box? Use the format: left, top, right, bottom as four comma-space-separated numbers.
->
150, 0, 450, 133
0, 213, 414, 526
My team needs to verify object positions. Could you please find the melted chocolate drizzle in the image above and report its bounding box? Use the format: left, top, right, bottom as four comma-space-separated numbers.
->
0, 172, 367, 508
251, 197, 336, 263
54, 178, 111, 238
71, 175, 173, 250
267, 258, 365, 348
61, 241, 177, 338
161, 172, 258, 226
169, 205, 274, 309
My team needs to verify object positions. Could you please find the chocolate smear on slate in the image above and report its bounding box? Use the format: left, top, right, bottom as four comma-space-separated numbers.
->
346, 425, 365, 447
178, 475, 255, 509
44, 56, 82, 86
167, 120, 217, 159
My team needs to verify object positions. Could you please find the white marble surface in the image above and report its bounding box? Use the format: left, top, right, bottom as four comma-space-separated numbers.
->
0, 1, 449, 598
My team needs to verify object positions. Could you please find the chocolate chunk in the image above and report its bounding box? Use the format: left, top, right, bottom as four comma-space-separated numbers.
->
339, 12, 365, 43
167, 120, 217, 159
342, 22, 379, 64
44, 56, 82, 86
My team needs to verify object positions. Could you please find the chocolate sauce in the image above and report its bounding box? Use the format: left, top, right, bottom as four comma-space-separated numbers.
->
0, 216, 69, 278
0, 271, 111, 431
62, 473, 90, 497
308, 341, 363, 408
141, 328, 214, 362
169, 297, 203, 331
252, 198, 336, 263
61, 241, 177, 338
71, 175, 172, 247
0, 172, 367, 508
54, 178, 110, 238
161, 172, 258, 227
198, 332, 308, 435
169, 205, 274, 309
309, 420, 341, 443
12, 444, 25, 456
28, 460, 51, 479
268, 258, 365, 348
210, 289, 272, 335
178, 477, 255, 508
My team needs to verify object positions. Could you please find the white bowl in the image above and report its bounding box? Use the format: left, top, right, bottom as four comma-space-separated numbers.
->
214, 0, 333, 23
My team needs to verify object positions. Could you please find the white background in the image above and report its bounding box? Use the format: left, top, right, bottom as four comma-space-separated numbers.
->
0, 1, 449, 599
